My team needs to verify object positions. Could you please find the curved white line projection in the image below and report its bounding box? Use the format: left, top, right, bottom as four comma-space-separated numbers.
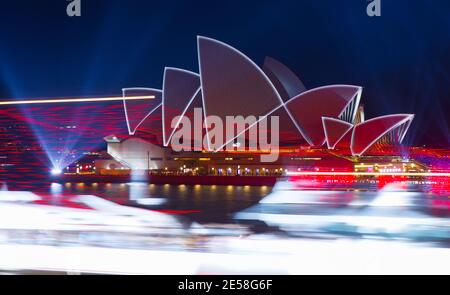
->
350, 114, 414, 156
262, 56, 307, 101
134, 104, 165, 145
197, 36, 284, 151
322, 117, 354, 150
162, 67, 201, 146
122, 88, 162, 135
284, 85, 362, 147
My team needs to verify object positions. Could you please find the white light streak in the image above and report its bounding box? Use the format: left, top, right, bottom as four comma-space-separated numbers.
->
0, 95, 155, 106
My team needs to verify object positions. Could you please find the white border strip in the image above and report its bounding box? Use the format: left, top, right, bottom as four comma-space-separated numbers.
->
283, 85, 362, 146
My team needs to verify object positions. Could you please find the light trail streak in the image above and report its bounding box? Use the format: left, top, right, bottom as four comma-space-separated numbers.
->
286, 171, 450, 177
0, 95, 155, 105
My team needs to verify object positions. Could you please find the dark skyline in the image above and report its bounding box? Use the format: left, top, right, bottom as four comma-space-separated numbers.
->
0, 0, 449, 146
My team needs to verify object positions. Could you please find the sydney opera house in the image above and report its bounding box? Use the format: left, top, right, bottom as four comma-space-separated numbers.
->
97, 36, 418, 176
122, 37, 414, 155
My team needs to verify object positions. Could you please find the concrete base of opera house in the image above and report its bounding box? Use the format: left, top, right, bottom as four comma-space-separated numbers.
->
53, 175, 279, 186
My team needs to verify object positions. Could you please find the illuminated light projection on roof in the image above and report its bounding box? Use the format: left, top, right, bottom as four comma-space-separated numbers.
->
122, 88, 162, 135
284, 85, 362, 147
350, 114, 414, 156
122, 36, 414, 157
197, 36, 285, 152
322, 117, 354, 150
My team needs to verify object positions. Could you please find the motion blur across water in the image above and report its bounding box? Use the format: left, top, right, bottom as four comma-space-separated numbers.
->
1, 182, 272, 223
0, 180, 449, 274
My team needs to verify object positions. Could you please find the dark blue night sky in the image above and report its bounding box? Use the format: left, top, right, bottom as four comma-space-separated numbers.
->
0, 0, 449, 146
